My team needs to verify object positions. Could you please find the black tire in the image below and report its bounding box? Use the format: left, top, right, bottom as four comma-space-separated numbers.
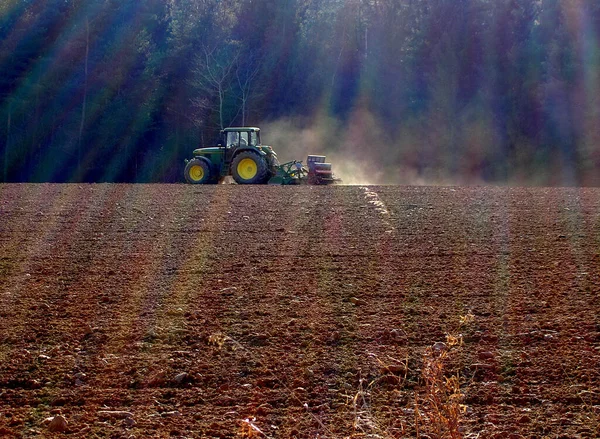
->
231, 151, 269, 184
184, 158, 212, 184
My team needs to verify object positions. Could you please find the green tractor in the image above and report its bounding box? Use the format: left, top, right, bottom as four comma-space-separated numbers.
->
184, 127, 338, 185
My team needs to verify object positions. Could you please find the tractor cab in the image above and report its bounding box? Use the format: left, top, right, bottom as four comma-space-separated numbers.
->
222, 127, 261, 150
221, 127, 262, 165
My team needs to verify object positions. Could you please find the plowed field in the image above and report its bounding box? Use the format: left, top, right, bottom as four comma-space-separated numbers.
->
1, 184, 599, 438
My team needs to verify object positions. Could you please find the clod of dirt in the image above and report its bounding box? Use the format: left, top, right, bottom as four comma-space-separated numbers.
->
143, 329, 159, 342
50, 396, 71, 407
160, 411, 182, 417
381, 364, 407, 375
147, 370, 167, 387
248, 333, 269, 346
478, 351, 495, 360
29, 379, 42, 389
432, 341, 447, 352
390, 328, 405, 338
97, 410, 134, 420
46, 415, 68, 433
304, 368, 315, 378
83, 325, 94, 337
172, 372, 191, 386
255, 403, 272, 416
73, 372, 87, 387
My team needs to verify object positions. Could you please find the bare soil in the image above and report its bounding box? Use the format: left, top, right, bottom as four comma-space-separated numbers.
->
0, 184, 599, 438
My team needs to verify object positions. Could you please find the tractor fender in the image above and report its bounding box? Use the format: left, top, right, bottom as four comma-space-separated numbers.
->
192, 155, 213, 166
232, 147, 268, 159
189, 156, 216, 175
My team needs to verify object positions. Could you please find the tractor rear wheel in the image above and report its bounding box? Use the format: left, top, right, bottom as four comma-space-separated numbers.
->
184, 158, 212, 184
231, 151, 269, 184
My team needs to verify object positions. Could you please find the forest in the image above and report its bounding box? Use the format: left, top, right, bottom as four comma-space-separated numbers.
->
1, 0, 599, 185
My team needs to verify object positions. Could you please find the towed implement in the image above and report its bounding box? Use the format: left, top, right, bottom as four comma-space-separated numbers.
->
184, 127, 339, 185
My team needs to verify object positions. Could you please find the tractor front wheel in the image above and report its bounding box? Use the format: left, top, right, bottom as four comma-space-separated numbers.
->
184, 158, 212, 184
231, 151, 269, 184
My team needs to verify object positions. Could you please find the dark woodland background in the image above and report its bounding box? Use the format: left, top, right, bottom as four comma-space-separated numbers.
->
1, 0, 599, 185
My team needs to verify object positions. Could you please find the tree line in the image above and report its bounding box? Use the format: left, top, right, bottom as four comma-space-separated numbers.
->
1, 0, 599, 184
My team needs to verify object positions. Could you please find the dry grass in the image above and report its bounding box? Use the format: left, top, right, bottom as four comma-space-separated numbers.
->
415, 336, 466, 439
240, 417, 270, 438
415, 313, 475, 439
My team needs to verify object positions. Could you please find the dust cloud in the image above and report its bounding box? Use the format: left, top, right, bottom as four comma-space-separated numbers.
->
260, 109, 450, 186
260, 110, 390, 185
260, 105, 499, 186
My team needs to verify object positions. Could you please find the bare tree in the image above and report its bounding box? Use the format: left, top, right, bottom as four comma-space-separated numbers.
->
4, 98, 11, 181
235, 51, 262, 126
77, 16, 90, 173
190, 44, 240, 130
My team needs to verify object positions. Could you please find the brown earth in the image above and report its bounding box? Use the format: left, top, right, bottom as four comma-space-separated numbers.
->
0, 183, 599, 439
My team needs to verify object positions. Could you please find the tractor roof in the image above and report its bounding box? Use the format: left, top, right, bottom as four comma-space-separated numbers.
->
223, 127, 260, 132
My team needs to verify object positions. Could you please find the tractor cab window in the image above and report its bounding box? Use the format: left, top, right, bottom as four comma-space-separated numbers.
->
239, 132, 249, 147
226, 132, 239, 148
226, 132, 251, 148
249, 132, 259, 146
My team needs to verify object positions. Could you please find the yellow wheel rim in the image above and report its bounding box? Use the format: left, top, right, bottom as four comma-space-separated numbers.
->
237, 158, 258, 180
189, 164, 204, 182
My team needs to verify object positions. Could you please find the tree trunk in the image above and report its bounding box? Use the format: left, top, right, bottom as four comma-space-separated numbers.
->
4, 100, 11, 182
78, 17, 90, 178
365, 27, 368, 59
31, 79, 41, 181
219, 87, 224, 130
241, 97, 246, 126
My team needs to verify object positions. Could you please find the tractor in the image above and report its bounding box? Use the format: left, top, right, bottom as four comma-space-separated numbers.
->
183, 127, 338, 185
